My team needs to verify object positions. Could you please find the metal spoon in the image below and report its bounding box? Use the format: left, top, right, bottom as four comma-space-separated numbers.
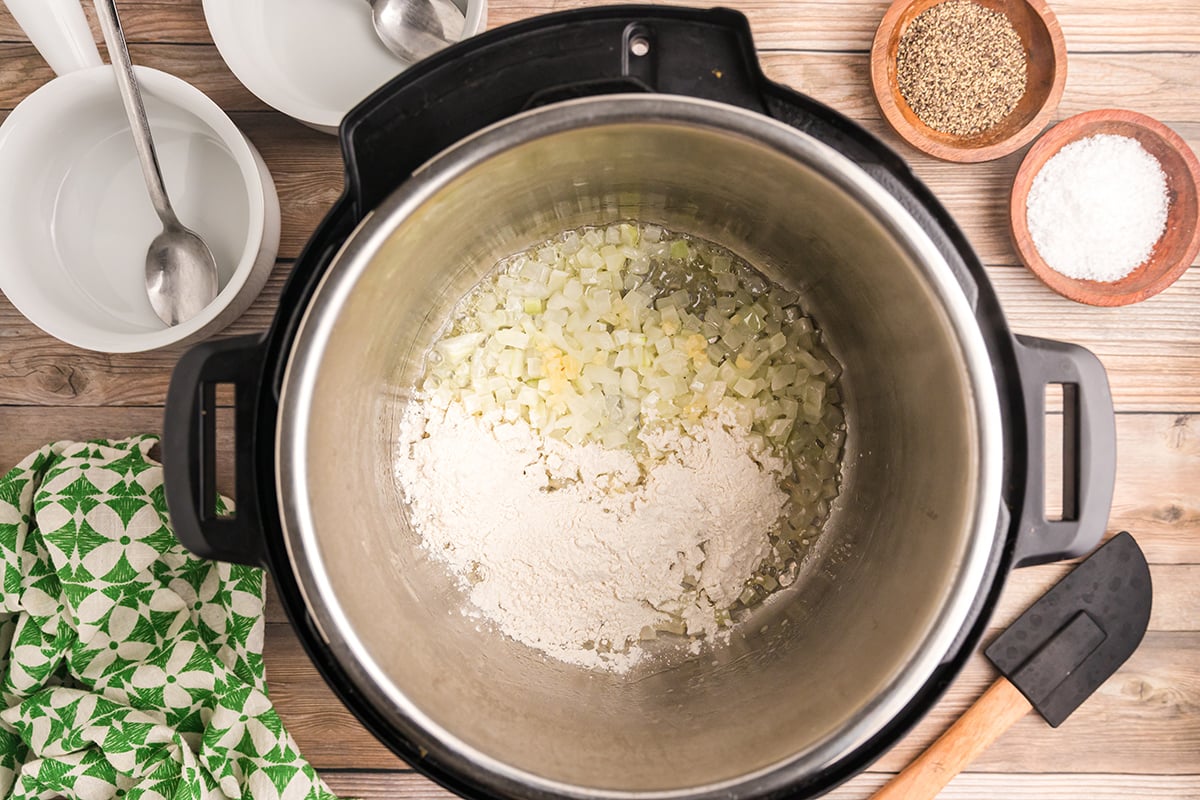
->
366, 0, 466, 62
94, 0, 219, 327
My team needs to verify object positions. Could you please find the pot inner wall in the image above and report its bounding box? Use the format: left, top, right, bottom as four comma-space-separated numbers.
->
286, 118, 983, 793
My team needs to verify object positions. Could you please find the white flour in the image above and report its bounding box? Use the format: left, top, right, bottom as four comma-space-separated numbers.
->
395, 399, 788, 672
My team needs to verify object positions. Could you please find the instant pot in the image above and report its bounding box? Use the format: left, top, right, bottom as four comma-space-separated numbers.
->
163, 8, 1116, 799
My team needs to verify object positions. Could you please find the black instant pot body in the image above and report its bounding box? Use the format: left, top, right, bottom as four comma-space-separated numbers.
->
163, 8, 1115, 798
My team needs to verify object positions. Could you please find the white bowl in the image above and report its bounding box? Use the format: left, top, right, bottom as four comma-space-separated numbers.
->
0, 0, 280, 353
0, 67, 280, 352
203, 0, 488, 134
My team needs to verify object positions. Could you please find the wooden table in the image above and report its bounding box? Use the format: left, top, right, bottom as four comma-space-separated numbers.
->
1, 2, 1197, 797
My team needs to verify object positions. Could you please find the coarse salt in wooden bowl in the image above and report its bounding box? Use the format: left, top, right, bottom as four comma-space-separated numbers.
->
1010, 109, 1200, 306
870, 0, 1068, 163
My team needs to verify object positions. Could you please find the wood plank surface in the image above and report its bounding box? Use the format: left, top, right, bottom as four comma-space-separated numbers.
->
259, 625, 1200, 775
5, 46, 1198, 124
253, 499, 1200, 778
0, 265, 289, 407
1, 0, 1197, 797
3, 48, 1198, 409
3, 49, 1198, 270
4, 1, 1200, 53
0, 43, 263, 110
259, 559, 1200, 632
320, 771, 1200, 800
1, 264, 1198, 412
1, 408, 1197, 564
2, 266, 1197, 412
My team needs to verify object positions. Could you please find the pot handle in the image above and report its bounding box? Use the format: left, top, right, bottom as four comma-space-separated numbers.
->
1010, 335, 1116, 568
163, 334, 268, 567
341, 6, 768, 214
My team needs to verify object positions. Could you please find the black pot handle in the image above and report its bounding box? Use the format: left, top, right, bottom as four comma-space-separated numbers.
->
340, 6, 769, 214
163, 334, 268, 567
1011, 335, 1116, 568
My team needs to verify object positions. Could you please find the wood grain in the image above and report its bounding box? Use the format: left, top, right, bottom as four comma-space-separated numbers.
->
985, 270, 1200, 414
881, 633, 1200, 775
259, 624, 1200, 774
5, 0, 1200, 53
262, 560, 1200, 631
1, 269, 1199, 412
1, 409, 1196, 563
0, 42, 262, 110
991, 563, 1200, 632
0, 2, 215, 46
0, 40, 1172, 416
318, 771, 1200, 800
1, 2, 1197, 796
263, 623, 406, 770
7, 49, 1199, 126
0, 264, 289, 407
5, 51, 1199, 269
488, 0, 1200, 53
868, 678, 1033, 800
761, 52, 1200, 128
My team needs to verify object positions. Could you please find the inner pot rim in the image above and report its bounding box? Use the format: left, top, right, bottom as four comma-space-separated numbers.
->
273, 93, 1005, 799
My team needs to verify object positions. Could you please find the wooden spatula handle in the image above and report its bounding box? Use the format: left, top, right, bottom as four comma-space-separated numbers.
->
869, 677, 1033, 800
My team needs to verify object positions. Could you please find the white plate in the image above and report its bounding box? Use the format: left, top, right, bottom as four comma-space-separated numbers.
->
204, 0, 488, 134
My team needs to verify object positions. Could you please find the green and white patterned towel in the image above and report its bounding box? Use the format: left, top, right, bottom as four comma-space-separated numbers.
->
0, 436, 337, 800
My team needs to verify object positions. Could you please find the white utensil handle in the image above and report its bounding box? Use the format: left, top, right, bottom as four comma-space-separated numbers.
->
4, 0, 102, 76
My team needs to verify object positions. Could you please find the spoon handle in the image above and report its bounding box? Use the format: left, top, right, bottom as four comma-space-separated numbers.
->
93, 0, 178, 227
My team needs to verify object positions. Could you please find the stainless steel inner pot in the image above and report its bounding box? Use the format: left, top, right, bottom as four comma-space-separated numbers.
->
276, 95, 1003, 797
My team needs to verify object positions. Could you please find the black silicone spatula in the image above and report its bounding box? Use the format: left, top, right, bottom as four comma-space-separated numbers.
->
871, 532, 1152, 800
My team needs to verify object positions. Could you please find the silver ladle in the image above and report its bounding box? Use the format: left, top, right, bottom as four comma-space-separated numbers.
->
366, 0, 467, 62
94, 0, 219, 327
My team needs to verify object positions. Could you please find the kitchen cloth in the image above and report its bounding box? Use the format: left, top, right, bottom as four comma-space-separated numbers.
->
0, 436, 337, 800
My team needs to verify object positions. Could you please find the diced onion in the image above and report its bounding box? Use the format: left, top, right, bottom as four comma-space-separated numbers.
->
419, 223, 847, 616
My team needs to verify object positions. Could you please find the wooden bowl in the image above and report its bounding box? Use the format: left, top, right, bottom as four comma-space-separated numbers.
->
1010, 109, 1200, 306
870, 0, 1068, 162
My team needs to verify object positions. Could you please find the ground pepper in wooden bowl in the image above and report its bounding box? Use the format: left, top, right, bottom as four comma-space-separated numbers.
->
897, 1, 1027, 136
870, 0, 1067, 162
